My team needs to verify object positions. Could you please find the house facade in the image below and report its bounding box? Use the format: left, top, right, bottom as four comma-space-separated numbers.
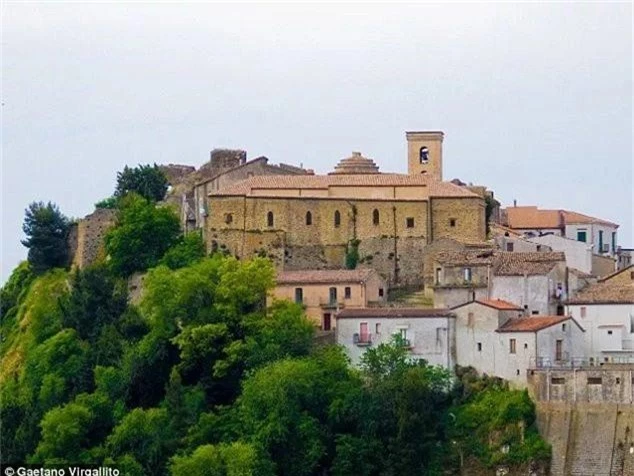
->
528, 234, 593, 275
335, 308, 456, 369
453, 300, 584, 387
566, 282, 634, 362
272, 269, 386, 330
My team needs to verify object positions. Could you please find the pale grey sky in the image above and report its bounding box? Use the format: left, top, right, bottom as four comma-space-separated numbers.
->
2, 2, 632, 282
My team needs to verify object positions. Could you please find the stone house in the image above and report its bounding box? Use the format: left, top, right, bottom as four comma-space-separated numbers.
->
335, 308, 456, 369
205, 132, 487, 286
453, 299, 584, 387
271, 268, 386, 330
598, 265, 634, 285
566, 281, 634, 362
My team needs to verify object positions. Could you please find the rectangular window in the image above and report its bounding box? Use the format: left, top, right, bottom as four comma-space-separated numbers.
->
587, 377, 602, 385
477, 342, 482, 352
510, 339, 516, 354
532, 310, 539, 315
375, 323, 381, 334
555, 339, 563, 361
577, 230, 587, 242
562, 323, 566, 332
294, 288, 303, 304
467, 312, 474, 326
378, 288, 384, 298
608, 330, 613, 335
551, 377, 565, 385
344, 287, 351, 299
506, 242, 514, 252
580, 306, 587, 318
612, 232, 617, 253
463, 267, 472, 282
329, 287, 337, 304
450, 218, 456, 227
406, 217, 415, 228
435, 268, 441, 285
598, 230, 604, 251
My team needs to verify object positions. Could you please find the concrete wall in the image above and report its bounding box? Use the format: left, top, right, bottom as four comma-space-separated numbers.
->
529, 235, 592, 274
566, 303, 634, 358
336, 315, 455, 368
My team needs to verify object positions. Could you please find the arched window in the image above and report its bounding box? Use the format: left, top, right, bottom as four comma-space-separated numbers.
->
334, 210, 341, 228
306, 211, 312, 226
267, 211, 274, 227
373, 209, 380, 226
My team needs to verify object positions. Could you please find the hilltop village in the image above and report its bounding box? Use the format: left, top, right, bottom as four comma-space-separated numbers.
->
70, 130, 634, 388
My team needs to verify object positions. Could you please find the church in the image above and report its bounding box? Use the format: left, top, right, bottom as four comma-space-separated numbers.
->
202, 131, 487, 286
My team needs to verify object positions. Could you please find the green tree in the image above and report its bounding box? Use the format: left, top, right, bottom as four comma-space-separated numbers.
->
0, 261, 34, 321
160, 232, 206, 270
115, 164, 169, 202
21, 201, 70, 273
105, 194, 181, 276
170, 442, 273, 476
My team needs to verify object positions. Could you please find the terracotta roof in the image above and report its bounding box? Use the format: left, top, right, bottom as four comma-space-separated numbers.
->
329, 152, 380, 175
209, 174, 479, 199
276, 268, 377, 285
337, 308, 454, 319
598, 265, 634, 283
490, 223, 524, 238
566, 282, 634, 305
505, 206, 618, 230
492, 252, 565, 276
497, 315, 579, 333
435, 251, 565, 276
476, 299, 523, 310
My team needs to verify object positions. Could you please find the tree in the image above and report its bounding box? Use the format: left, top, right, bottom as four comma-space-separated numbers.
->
21, 201, 70, 273
115, 164, 169, 202
160, 232, 206, 270
170, 442, 273, 476
105, 194, 181, 276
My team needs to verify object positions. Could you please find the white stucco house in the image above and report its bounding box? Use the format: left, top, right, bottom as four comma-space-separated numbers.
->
453, 299, 585, 387
335, 308, 455, 369
566, 282, 634, 363
528, 234, 593, 275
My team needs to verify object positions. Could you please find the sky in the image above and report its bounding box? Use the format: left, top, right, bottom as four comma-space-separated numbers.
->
2, 2, 632, 283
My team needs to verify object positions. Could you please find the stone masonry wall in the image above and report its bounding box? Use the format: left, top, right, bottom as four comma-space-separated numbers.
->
69, 208, 117, 269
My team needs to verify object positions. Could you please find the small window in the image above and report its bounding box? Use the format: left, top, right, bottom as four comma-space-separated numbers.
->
630, 271, 634, 280
224, 213, 233, 224
524, 342, 528, 349
449, 218, 456, 227
577, 230, 587, 243
406, 217, 415, 228
510, 339, 516, 354
378, 288, 384, 298
506, 242, 514, 252
562, 323, 566, 332
334, 210, 341, 228
587, 377, 602, 385
532, 310, 539, 315
516, 369, 520, 376
464, 267, 472, 282
267, 211, 274, 227
477, 342, 482, 352
608, 330, 613, 335
616, 378, 621, 385
375, 323, 381, 334
373, 209, 380, 226
551, 377, 565, 385
344, 287, 351, 299
580, 307, 587, 318
306, 211, 312, 225
467, 312, 474, 326
536, 245, 542, 252
294, 288, 303, 304
435, 268, 442, 285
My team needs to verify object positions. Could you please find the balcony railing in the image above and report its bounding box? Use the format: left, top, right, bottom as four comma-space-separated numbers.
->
353, 333, 372, 346
320, 298, 345, 309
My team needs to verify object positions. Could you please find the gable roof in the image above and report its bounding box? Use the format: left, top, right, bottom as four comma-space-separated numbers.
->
337, 308, 454, 319
566, 282, 634, 305
451, 299, 522, 311
276, 269, 377, 285
598, 265, 634, 283
505, 206, 618, 230
435, 250, 565, 276
210, 174, 479, 200
497, 315, 583, 333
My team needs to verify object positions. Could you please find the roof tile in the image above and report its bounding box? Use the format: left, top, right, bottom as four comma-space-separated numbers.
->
276, 268, 377, 285
497, 315, 575, 332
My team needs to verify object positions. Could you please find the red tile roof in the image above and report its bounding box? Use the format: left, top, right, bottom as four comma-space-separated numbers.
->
276, 269, 378, 285
566, 282, 634, 305
504, 206, 618, 230
476, 299, 523, 310
497, 315, 580, 333
337, 308, 454, 319
435, 250, 565, 276
210, 174, 479, 199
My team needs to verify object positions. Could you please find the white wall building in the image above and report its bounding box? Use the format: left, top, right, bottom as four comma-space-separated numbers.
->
453, 300, 585, 387
566, 282, 634, 362
335, 308, 455, 369
528, 234, 593, 275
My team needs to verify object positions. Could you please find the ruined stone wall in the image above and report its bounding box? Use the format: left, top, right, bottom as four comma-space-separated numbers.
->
69, 208, 117, 269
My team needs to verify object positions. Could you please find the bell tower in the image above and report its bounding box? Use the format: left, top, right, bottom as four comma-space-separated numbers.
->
406, 131, 444, 180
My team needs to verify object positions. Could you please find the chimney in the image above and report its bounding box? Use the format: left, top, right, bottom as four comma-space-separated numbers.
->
513, 199, 517, 207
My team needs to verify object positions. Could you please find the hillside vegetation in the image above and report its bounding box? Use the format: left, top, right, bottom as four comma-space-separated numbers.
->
1, 167, 550, 475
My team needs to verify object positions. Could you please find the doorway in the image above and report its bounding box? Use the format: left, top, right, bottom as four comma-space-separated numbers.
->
323, 313, 331, 331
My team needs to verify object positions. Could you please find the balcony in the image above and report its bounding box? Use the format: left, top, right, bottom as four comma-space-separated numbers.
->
320, 298, 345, 309
353, 333, 372, 347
